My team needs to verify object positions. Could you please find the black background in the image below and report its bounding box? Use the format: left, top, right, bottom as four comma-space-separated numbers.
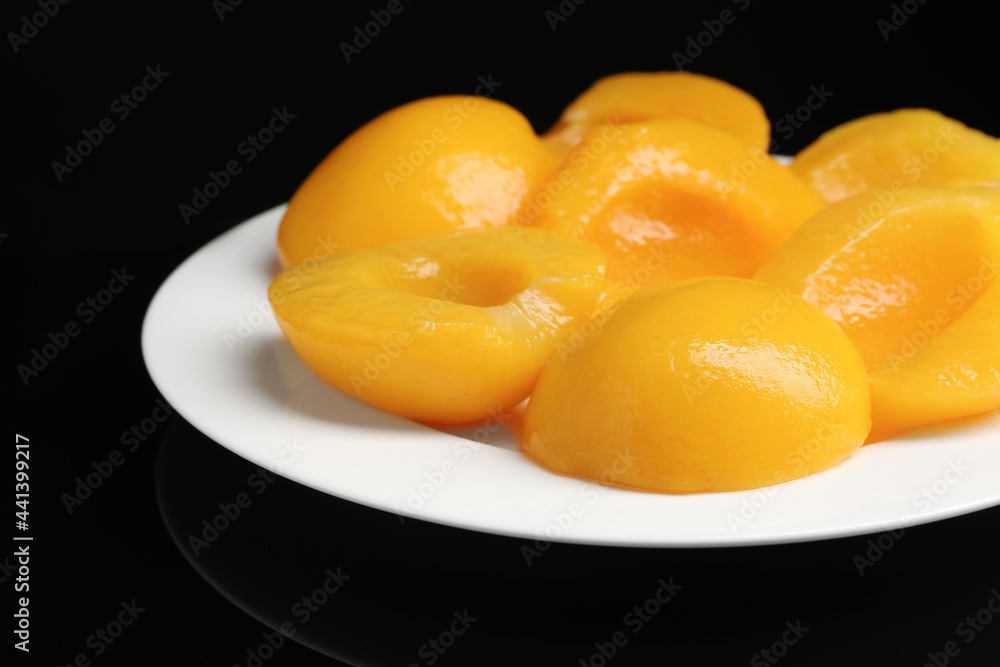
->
6, 1, 1000, 665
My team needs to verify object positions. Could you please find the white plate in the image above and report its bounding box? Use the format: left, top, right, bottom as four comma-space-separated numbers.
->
142, 204, 1000, 548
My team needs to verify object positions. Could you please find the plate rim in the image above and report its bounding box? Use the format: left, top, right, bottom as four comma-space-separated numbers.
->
141, 203, 1000, 548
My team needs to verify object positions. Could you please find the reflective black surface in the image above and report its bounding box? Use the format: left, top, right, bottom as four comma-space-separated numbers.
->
157, 417, 1000, 666
9, 2, 1000, 664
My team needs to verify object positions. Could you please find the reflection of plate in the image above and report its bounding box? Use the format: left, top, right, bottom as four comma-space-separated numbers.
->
141, 204, 1000, 547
